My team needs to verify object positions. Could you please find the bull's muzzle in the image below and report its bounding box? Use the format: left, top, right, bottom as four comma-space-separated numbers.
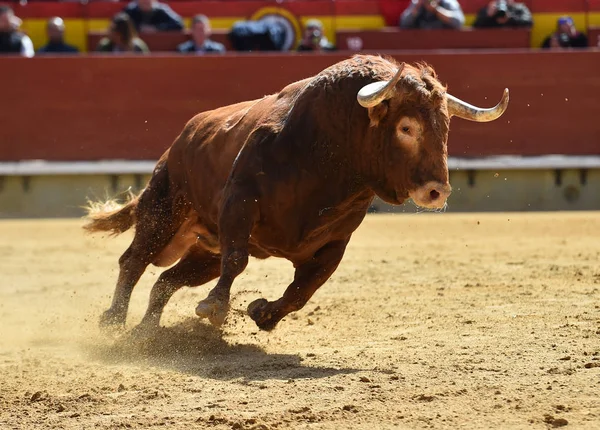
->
409, 181, 452, 210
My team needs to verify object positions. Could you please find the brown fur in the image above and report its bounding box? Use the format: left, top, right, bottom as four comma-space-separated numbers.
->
84, 54, 458, 332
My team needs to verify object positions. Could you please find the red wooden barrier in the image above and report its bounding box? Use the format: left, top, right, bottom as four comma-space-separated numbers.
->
1, 51, 599, 162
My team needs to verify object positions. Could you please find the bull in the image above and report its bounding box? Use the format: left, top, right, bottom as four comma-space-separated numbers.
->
83, 54, 509, 333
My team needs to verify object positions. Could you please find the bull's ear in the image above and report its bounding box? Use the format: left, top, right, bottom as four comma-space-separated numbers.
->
368, 100, 389, 127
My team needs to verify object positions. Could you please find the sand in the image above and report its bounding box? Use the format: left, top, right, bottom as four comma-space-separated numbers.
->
0, 212, 599, 429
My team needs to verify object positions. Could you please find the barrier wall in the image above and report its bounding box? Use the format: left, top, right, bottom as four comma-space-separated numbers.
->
2, 51, 599, 162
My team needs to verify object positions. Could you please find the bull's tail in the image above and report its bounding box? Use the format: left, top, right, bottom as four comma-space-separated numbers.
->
82, 188, 140, 236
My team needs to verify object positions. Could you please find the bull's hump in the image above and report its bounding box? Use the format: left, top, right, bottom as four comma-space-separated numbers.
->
222, 97, 267, 132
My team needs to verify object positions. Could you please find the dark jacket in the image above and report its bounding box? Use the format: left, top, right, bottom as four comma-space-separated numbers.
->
0, 30, 25, 54
541, 32, 588, 49
177, 39, 225, 54
122, 1, 184, 32
473, 2, 533, 28
37, 41, 79, 54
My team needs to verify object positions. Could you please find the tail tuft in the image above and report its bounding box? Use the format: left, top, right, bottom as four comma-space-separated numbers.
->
82, 188, 140, 236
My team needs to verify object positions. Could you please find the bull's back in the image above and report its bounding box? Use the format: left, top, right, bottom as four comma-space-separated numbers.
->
166, 97, 274, 224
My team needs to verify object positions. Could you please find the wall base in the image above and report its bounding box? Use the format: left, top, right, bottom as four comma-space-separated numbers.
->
1, 157, 599, 218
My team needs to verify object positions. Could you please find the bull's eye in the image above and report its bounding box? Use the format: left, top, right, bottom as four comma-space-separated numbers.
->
397, 118, 419, 145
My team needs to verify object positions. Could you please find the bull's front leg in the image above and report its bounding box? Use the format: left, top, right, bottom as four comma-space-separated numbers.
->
195, 186, 259, 327
247, 237, 350, 331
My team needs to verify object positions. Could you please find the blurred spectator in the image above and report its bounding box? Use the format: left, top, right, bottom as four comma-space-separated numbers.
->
399, 0, 465, 30
96, 13, 150, 54
296, 19, 336, 52
0, 5, 34, 57
473, 1, 533, 28
541, 16, 588, 49
177, 14, 225, 54
37, 17, 79, 54
122, 0, 184, 33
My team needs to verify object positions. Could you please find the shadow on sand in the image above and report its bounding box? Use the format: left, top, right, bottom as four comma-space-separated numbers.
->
84, 316, 361, 382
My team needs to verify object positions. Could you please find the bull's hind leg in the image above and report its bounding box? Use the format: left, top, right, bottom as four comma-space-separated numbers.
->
247, 238, 350, 331
100, 172, 190, 329
132, 245, 221, 333
101, 222, 185, 328
195, 188, 259, 327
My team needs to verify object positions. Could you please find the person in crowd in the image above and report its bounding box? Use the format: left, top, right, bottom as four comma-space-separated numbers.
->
473, 0, 533, 28
0, 5, 34, 57
96, 13, 150, 54
399, 0, 465, 30
541, 16, 588, 49
122, 0, 184, 33
296, 19, 336, 51
37, 17, 79, 54
177, 14, 225, 54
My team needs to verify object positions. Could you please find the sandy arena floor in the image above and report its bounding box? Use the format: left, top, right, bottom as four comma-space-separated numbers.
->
0, 212, 599, 429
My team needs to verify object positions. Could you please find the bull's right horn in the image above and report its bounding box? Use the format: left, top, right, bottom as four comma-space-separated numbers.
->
357, 63, 405, 108
446, 88, 510, 122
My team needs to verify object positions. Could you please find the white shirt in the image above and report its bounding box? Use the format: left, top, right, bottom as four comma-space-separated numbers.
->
21, 34, 34, 58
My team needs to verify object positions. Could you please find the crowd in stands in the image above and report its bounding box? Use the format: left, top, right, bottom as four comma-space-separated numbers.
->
0, 0, 593, 57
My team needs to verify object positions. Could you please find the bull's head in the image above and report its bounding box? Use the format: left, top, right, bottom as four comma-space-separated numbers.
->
356, 62, 509, 210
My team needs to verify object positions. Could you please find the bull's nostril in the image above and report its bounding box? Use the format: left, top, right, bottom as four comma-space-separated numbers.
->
430, 190, 440, 201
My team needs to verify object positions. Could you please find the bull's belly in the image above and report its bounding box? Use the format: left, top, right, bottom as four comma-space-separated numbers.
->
247, 235, 326, 262
152, 196, 371, 266
151, 212, 220, 267
246, 218, 359, 264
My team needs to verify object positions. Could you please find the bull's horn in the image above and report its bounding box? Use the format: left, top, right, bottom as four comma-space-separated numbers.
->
446, 88, 510, 122
357, 63, 405, 108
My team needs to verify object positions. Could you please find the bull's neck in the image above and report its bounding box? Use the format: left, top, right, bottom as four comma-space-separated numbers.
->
278, 69, 391, 201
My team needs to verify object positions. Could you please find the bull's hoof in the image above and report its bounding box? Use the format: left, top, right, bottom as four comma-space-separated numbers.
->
195, 297, 229, 328
99, 308, 126, 330
247, 298, 279, 332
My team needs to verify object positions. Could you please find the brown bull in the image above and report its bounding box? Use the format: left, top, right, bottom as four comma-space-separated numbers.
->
83, 54, 509, 333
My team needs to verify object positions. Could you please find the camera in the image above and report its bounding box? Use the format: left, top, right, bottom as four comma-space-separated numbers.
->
557, 32, 571, 47
495, 0, 508, 19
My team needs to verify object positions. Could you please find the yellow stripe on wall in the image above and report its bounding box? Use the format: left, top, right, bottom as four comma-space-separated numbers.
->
464, 13, 476, 27
182, 17, 245, 30
20, 19, 47, 50
87, 19, 110, 32
63, 19, 87, 53
202, 18, 245, 29
331, 15, 386, 30
587, 12, 600, 27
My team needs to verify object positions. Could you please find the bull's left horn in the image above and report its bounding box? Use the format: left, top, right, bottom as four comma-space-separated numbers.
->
357, 63, 405, 108
446, 88, 509, 122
